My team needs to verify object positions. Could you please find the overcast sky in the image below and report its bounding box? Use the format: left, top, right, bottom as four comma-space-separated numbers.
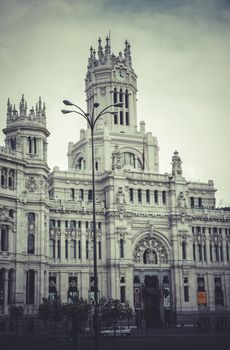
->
0, 0, 229, 206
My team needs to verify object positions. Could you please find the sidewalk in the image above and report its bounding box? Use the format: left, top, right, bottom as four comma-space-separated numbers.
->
132, 327, 230, 338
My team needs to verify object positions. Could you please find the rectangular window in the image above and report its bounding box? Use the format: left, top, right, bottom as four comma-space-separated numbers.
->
26, 270, 35, 304
98, 241, 102, 260
154, 190, 158, 204
88, 190, 93, 201
210, 244, 213, 262
138, 189, 142, 203
57, 240, 61, 258
71, 188, 75, 200
125, 112, 129, 125
146, 190, 150, 204
198, 197, 202, 208
49, 239, 55, 258
70, 240, 76, 259
162, 191, 166, 204
78, 240, 81, 259
215, 244, 219, 261
79, 189, 84, 200
184, 286, 189, 302
120, 286, 126, 303
120, 239, 124, 258
193, 243, 196, 261
203, 245, 207, 261
198, 244, 202, 261
114, 113, 118, 124
65, 240, 68, 259
190, 197, 194, 208
220, 245, 223, 262
120, 111, 124, 125
86, 240, 89, 259
226, 244, 229, 262
182, 241, 186, 260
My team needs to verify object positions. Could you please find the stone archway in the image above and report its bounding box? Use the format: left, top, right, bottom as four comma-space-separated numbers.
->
133, 233, 170, 328
133, 234, 169, 265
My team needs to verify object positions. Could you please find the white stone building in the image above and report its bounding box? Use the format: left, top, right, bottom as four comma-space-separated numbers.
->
0, 37, 230, 328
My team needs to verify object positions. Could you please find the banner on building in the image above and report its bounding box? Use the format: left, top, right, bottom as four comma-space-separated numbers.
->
163, 287, 170, 308
197, 291, 207, 305
134, 287, 141, 310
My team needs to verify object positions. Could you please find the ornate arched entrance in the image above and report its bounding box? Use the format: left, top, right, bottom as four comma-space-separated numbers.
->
133, 233, 170, 328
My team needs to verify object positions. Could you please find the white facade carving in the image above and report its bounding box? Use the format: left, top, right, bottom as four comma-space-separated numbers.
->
0, 37, 230, 327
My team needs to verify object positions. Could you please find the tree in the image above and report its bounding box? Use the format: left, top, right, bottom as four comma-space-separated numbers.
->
9, 305, 24, 336
38, 298, 53, 333
62, 298, 91, 343
100, 299, 133, 329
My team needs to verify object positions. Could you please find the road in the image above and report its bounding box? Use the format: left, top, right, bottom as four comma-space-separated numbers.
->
1, 333, 230, 350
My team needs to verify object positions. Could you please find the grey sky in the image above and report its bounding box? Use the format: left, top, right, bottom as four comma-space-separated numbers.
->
0, 0, 230, 205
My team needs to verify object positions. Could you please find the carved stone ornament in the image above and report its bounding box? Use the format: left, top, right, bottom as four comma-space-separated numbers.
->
177, 192, 187, 215
145, 221, 154, 232
100, 87, 106, 96
18, 191, 27, 204
39, 177, 47, 193
0, 207, 10, 221
116, 187, 126, 217
25, 176, 37, 192
133, 235, 168, 264
172, 150, 182, 176
112, 144, 122, 170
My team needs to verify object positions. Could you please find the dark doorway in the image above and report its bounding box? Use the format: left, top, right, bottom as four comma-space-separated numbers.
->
142, 275, 161, 328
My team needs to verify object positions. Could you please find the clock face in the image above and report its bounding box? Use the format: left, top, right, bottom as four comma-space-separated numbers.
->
116, 69, 125, 81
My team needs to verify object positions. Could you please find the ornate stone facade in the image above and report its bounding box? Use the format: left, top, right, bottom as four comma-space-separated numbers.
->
0, 37, 230, 328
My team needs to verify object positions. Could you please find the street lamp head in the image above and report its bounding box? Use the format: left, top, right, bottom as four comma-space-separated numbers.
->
113, 102, 123, 108
63, 100, 74, 106
93, 102, 100, 108
61, 109, 72, 114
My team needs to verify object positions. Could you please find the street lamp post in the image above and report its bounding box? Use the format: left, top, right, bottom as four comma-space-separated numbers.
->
62, 100, 123, 350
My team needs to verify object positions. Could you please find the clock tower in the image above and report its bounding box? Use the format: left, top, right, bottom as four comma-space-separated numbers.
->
85, 37, 138, 134
68, 37, 159, 173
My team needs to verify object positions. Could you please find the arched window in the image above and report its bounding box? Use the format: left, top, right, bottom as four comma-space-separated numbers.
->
1, 226, 9, 251
10, 138, 16, 150
28, 212, 35, 222
28, 234, 35, 254
120, 239, 124, 258
95, 161, 99, 171
70, 220, 76, 229
76, 157, 85, 170
1, 168, 7, 187
123, 152, 142, 170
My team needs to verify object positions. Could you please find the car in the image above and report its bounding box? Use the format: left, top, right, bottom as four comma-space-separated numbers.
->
100, 326, 132, 337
